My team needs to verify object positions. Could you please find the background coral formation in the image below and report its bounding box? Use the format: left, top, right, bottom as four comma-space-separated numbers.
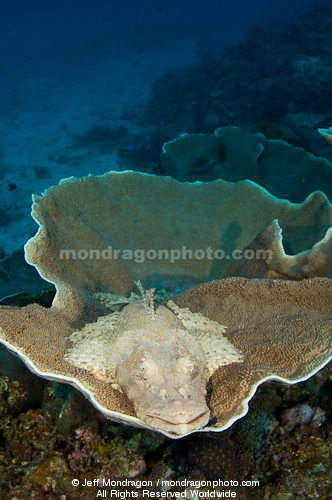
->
141, 5, 332, 161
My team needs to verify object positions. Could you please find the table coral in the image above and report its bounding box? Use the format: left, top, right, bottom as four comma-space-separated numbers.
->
1, 171, 332, 438
161, 126, 332, 203
24, 170, 332, 302
318, 126, 332, 147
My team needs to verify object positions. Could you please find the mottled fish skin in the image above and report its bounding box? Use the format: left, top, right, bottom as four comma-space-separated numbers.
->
66, 285, 237, 435
110, 301, 210, 435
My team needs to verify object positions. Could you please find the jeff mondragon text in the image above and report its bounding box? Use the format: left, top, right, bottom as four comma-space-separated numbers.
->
81, 478, 259, 487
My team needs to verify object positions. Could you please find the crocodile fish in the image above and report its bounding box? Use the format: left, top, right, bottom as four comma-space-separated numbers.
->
65, 282, 242, 435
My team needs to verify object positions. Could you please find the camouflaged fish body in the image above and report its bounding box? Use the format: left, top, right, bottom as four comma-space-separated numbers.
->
65, 285, 243, 435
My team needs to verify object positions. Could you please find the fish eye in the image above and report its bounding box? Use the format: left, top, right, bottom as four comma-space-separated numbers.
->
177, 356, 194, 374
139, 358, 159, 379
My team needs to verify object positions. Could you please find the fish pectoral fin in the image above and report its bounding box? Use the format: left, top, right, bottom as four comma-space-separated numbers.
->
64, 341, 117, 382
167, 299, 227, 334
200, 334, 243, 377
167, 300, 242, 377
64, 311, 123, 382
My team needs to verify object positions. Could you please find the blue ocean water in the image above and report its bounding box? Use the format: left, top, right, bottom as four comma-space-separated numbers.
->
0, 0, 328, 68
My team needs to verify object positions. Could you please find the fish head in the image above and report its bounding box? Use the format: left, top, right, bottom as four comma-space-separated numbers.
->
114, 305, 210, 435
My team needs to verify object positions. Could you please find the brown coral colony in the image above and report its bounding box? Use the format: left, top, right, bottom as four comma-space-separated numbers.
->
0, 127, 332, 439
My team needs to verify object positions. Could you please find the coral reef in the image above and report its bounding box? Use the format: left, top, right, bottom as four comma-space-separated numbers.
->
24, 170, 332, 299
1, 269, 332, 439
0, 375, 24, 428
0, 377, 149, 499
160, 126, 332, 202
2, 4, 332, 495
0, 356, 330, 499
142, 5, 332, 162
319, 126, 332, 147
225, 219, 332, 280
188, 440, 241, 480
1, 169, 332, 437
74, 124, 129, 151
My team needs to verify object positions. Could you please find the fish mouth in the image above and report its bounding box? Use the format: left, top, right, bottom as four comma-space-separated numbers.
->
137, 408, 210, 435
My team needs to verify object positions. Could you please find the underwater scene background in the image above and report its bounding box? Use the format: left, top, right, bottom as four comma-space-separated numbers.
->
1, 0, 332, 498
